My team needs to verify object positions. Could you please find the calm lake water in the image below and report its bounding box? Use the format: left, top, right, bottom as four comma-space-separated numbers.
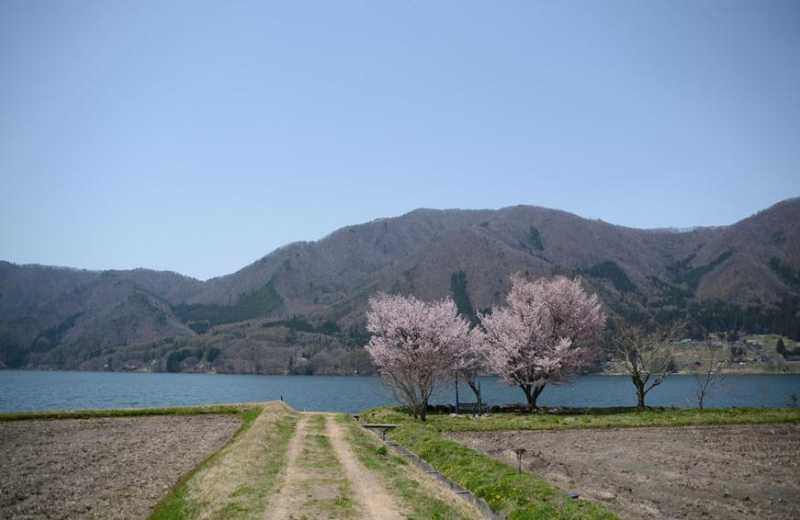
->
1, 370, 799, 413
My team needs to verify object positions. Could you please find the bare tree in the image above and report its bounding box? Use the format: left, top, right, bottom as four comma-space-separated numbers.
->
612, 321, 680, 411
693, 338, 727, 410
453, 328, 486, 412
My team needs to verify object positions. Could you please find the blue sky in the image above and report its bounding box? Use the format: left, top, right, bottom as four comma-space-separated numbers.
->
2, 1, 798, 280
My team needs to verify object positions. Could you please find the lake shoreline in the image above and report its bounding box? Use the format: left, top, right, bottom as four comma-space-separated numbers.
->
3, 370, 799, 414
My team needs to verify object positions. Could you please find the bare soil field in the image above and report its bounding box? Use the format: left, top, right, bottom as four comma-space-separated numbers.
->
0, 414, 239, 520
450, 424, 800, 520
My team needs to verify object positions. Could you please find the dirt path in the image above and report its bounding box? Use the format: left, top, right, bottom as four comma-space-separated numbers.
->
265, 413, 481, 519
326, 417, 404, 520
265, 414, 404, 520
264, 415, 310, 520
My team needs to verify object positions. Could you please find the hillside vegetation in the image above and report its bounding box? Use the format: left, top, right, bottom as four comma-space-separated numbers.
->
2, 198, 799, 373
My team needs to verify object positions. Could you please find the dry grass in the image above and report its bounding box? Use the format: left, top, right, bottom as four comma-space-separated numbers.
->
150, 401, 298, 520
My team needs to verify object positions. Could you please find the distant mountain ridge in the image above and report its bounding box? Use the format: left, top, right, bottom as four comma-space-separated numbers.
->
2, 198, 799, 373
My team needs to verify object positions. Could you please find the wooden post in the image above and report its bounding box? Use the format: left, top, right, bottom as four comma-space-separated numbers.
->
513, 448, 527, 473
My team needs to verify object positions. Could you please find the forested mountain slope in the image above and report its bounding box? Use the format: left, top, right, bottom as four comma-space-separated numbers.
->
2, 198, 798, 373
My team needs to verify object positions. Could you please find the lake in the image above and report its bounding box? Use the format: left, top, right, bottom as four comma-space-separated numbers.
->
1, 370, 799, 413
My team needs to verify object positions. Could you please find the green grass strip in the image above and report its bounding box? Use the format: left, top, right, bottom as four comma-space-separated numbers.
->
363, 406, 800, 433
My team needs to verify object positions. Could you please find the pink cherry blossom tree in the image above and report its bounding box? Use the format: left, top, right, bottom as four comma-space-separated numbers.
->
366, 292, 470, 421
476, 274, 605, 412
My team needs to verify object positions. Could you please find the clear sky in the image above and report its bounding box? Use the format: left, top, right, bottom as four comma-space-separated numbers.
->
2, 1, 798, 280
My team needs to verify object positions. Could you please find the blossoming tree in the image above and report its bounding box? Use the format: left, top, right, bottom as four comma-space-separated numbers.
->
476, 275, 605, 411
366, 293, 470, 421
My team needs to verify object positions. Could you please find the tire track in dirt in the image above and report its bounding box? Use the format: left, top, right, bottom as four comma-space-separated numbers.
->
326, 416, 404, 520
264, 415, 308, 519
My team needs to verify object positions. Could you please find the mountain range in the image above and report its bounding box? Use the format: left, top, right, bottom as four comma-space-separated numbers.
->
2, 198, 799, 374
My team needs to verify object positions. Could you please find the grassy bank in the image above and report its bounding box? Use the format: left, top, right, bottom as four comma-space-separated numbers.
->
150, 401, 297, 520
363, 406, 800, 432
148, 405, 264, 519
360, 406, 800, 519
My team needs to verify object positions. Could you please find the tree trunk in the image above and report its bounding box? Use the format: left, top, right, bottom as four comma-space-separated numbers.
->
521, 384, 533, 412
521, 383, 546, 412
467, 379, 482, 413
419, 399, 428, 421
635, 382, 646, 411
630, 372, 648, 411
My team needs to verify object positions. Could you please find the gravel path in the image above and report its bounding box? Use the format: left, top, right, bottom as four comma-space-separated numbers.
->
451, 423, 800, 520
0, 415, 239, 520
